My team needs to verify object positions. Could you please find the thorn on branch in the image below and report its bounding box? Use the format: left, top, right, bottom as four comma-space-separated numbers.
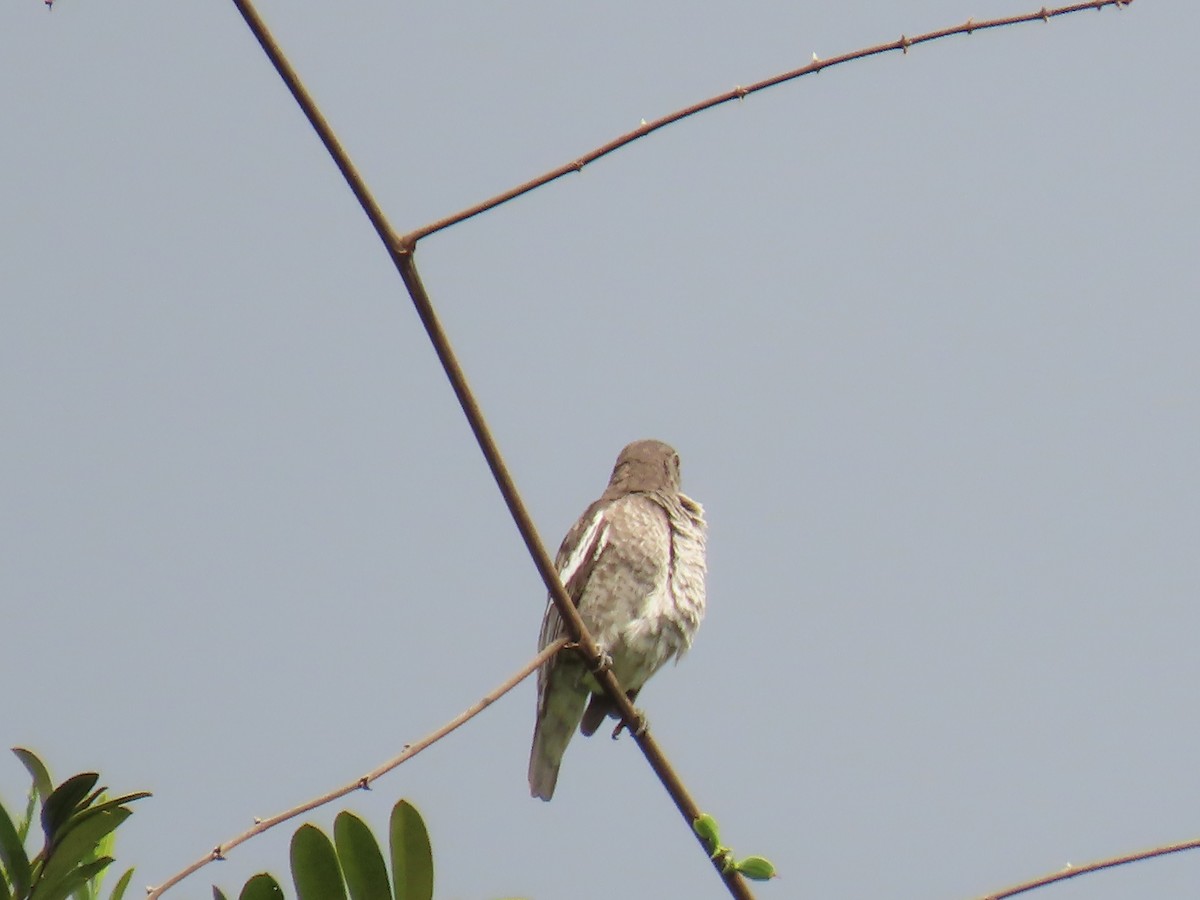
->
900, 34, 911, 54
734, 85, 748, 100
571, 160, 585, 173
358, 776, 371, 790
810, 52, 821, 65
211, 847, 225, 861
1041, 7, 1051, 21
253, 817, 263, 825
965, 18, 975, 33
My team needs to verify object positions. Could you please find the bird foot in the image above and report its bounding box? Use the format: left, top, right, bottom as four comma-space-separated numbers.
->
611, 708, 648, 740
587, 649, 614, 676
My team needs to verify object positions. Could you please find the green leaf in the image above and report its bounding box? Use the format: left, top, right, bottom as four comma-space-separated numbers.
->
237, 874, 284, 900
333, 812, 389, 900
84, 820, 118, 900
30, 857, 111, 900
40, 775, 99, 847
64, 795, 116, 900
58, 795, 150, 844
75, 796, 150, 819
21, 788, 37, 845
12, 750, 54, 806
35, 809, 129, 898
691, 814, 720, 852
388, 801, 432, 900
0, 797, 32, 898
77, 789, 107, 815
734, 856, 777, 881
107, 868, 134, 900
290, 824, 345, 900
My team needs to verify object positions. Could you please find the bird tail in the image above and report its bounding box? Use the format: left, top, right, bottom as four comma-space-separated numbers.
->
529, 683, 588, 800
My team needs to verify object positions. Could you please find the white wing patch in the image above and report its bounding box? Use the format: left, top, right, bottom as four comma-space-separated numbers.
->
556, 511, 609, 588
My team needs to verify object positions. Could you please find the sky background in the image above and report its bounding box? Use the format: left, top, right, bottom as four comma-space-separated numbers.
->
2, 1, 1197, 899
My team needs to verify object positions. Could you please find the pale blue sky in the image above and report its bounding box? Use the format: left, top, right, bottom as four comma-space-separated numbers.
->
2, 2, 1197, 899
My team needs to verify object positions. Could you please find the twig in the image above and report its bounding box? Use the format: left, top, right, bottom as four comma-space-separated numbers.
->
220, 2, 759, 899
973, 837, 1200, 900
145, 638, 567, 899
397, 0, 1133, 246
394, 231, 757, 900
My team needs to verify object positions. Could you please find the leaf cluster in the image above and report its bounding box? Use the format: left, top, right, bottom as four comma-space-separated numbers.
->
0, 748, 149, 900
215, 800, 433, 900
692, 814, 776, 882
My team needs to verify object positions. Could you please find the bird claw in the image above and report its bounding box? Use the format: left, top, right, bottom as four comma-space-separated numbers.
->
611, 708, 648, 740
632, 709, 648, 736
588, 649, 614, 676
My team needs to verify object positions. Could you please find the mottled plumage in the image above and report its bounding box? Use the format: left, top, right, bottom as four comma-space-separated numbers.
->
528, 439, 707, 800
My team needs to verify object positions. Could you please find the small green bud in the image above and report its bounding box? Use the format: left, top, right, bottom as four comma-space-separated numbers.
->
692, 813, 721, 851
735, 856, 777, 881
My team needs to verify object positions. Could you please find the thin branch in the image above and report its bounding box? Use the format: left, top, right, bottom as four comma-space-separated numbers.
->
145, 638, 567, 899
198, 3, 757, 899
973, 837, 1200, 899
230, 0, 395, 258
394, 242, 757, 900
398, 0, 1132, 246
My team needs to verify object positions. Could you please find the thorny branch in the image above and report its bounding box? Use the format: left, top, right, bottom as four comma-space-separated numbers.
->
973, 837, 1200, 899
398, 0, 1132, 246
145, 638, 567, 899
214, 0, 763, 897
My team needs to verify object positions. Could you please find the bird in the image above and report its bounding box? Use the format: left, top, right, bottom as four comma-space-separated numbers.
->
528, 439, 707, 801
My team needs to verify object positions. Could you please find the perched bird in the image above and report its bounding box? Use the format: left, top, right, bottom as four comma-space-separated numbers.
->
528, 439, 707, 801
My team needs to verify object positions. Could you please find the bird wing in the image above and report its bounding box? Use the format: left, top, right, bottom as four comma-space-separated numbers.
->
535, 499, 611, 698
